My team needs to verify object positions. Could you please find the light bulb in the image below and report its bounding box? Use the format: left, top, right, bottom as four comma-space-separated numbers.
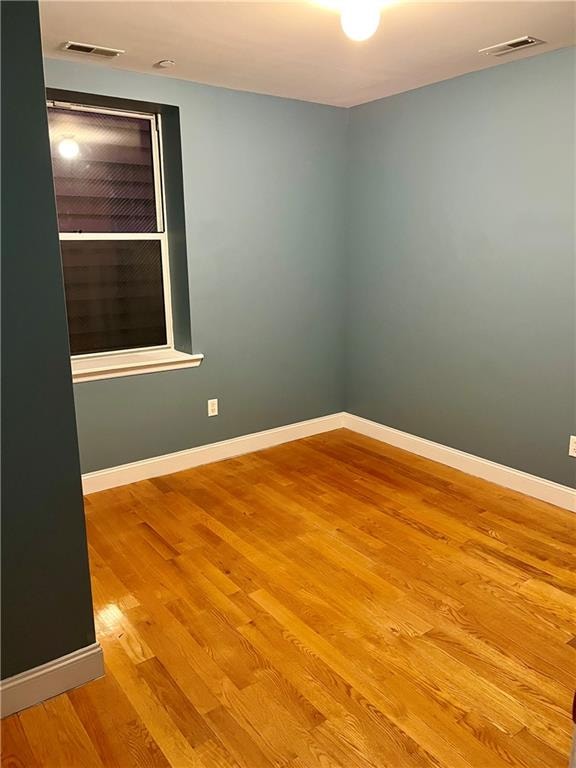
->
58, 138, 80, 159
340, 1, 380, 42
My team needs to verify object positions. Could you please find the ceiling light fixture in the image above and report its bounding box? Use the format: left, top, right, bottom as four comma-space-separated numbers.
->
340, 0, 380, 42
155, 59, 176, 69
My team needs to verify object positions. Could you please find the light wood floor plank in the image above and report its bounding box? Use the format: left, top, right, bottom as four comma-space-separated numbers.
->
2, 429, 574, 767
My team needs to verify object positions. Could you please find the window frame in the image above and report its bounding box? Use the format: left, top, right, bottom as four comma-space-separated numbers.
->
46, 96, 203, 380
48, 99, 175, 357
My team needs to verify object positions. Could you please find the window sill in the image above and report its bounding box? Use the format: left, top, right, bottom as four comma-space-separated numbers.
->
71, 349, 204, 383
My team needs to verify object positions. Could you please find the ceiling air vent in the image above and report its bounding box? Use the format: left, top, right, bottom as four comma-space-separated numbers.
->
479, 36, 545, 57
61, 41, 125, 58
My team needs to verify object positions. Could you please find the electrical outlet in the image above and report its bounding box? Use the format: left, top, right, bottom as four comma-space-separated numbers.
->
569, 435, 576, 458
208, 398, 218, 417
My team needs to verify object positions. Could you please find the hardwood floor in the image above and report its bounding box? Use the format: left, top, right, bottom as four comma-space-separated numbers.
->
2, 429, 575, 768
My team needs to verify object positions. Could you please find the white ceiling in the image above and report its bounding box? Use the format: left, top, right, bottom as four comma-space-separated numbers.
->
39, 1, 576, 107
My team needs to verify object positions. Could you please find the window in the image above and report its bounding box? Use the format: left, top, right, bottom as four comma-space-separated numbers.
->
47, 99, 202, 381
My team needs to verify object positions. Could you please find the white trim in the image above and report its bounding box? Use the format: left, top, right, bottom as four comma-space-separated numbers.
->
153, 112, 167, 233
48, 100, 150, 122
49, 99, 177, 355
342, 414, 576, 512
0, 643, 104, 718
151, 112, 165, 232
154, 115, 174, 348
80, 412, 575, 511
159, 234, 175, 349
72, 348, 203, 383
82, 413, 346, 494
59, 232, 164, 241
73, 343, 170, 361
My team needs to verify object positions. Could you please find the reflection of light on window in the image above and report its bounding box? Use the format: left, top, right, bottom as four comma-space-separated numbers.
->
52, 118, 138, 148
58, 137, 80, 159
96, 602, 124, 631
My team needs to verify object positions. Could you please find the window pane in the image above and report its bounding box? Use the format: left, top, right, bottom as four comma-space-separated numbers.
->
48, 107, 159, 233
61, 240, 167, 355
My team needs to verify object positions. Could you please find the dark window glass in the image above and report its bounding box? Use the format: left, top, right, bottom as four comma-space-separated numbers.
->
61, 240, 167, 355
47, 107, 159, 233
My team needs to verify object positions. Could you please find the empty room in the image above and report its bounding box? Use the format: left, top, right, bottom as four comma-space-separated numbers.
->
1, 0, 575, 766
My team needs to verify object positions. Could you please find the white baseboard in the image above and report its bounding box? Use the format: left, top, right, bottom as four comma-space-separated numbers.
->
81, 411, 575, 511
82, 413, 346, 494
343, 413, 576, 512
0, 643, 104, 718
9, 416, 568, 718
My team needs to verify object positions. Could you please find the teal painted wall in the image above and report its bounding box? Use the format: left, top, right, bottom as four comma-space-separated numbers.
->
45, 50, 575, 488
346, 48, 575, 487
1, 2, 96, 679
2, 10, 569, 697
44, 60, 349, 473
